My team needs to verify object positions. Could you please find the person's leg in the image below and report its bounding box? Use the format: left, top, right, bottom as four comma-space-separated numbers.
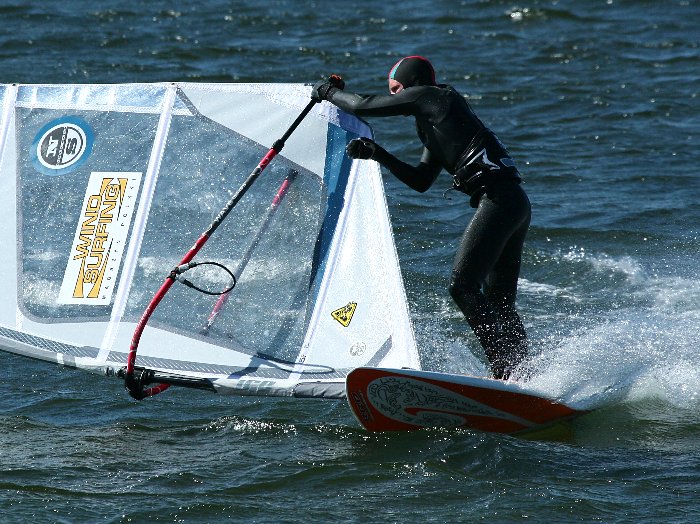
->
449, 195, 510, 373
449, 183, 530, 378
483, 189, 531, 377
484, 184, 531, 377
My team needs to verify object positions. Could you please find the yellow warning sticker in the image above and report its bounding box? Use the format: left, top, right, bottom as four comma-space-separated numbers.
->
331, 302, 357, 327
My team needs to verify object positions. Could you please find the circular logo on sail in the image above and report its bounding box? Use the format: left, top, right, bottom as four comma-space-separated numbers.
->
32, 117, 93, 176
350, 342, 366, 357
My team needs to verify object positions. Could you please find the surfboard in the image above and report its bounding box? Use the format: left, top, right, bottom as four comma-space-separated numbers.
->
346, 367, 585, 434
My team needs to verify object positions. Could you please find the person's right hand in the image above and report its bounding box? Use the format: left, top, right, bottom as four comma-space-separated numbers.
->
346, 137, 377, 160
310, 74, 345, 101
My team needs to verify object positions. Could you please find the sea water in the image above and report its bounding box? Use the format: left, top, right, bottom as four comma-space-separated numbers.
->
1, 1, 699, 521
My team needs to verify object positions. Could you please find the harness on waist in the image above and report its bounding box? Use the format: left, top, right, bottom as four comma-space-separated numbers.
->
452, 128, 521, 196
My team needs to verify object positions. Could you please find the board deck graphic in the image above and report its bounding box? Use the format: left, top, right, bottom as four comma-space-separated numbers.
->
346, 367, 585, 433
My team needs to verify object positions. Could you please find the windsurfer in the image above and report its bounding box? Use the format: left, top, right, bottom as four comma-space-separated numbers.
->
311, 56, 530, 380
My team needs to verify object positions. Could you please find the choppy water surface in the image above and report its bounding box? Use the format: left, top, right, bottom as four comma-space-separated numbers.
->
1, 1, 699, 522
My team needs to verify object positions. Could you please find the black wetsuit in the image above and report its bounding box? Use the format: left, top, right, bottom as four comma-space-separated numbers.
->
327, 84, 530, 379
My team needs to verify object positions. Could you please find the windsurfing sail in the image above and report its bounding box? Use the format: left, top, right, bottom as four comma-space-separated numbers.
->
0, 82, 420, 399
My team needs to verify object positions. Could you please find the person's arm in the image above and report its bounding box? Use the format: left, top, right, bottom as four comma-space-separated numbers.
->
328, 89, 420, 117
347, 138, 442, 193
311, 80, 442, 191
312, 79, 428, 118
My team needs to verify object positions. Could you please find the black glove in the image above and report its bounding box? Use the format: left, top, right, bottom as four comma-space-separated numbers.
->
311, 74, 345, 101
328, 74, 345, 90
346, 137, 377, 160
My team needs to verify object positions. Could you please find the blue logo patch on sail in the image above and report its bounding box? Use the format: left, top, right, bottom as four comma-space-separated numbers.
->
58, 172, 142, 305
32, 116, 94, 176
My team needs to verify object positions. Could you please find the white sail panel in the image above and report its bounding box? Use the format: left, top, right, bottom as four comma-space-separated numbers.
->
0, 84, 18, 328
0, 83, 420, 399
297, 161, 419, 374
178, 84, 327, 176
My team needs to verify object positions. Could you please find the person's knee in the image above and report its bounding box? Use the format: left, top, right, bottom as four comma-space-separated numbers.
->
448, 275, 481, 311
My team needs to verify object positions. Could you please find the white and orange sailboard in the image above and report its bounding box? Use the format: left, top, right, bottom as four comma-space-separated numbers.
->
347, 367, 585, 433
0, 82, 581, 435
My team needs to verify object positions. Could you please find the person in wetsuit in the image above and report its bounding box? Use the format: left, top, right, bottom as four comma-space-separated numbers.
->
312, 56, 531, 380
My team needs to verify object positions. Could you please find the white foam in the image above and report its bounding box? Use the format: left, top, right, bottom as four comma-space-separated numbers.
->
519, 279, 581, 302
518, 304, 700, 410
421, 247, 700, 412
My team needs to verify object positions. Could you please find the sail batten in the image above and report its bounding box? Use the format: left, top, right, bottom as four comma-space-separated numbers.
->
0, 85, 18, 168
0, 83, 420, 399
98, 85, 178, 362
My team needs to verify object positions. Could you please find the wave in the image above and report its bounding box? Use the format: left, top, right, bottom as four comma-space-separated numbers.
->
514, 248, 700, 414
415, 245, 700, 421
